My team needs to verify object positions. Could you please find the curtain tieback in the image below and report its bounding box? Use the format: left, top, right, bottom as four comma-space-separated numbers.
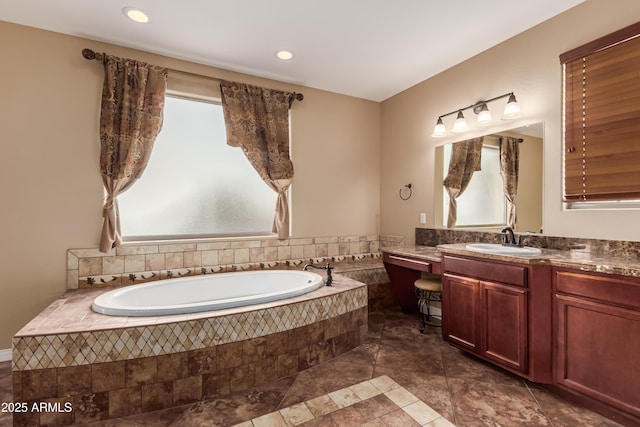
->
102, 194, 115, 213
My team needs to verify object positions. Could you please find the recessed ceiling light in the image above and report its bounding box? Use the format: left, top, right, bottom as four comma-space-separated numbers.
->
122, 6, 151, 23
275, 50, 295, 61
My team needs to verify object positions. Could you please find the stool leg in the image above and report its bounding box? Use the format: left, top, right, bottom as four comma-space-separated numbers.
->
415, 288, 426, 333
425, 291, 443, 327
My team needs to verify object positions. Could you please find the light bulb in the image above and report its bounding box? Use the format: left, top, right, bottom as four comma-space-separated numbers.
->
432, 117, 447, 137
503, 94, 521, 119
451, 111, 469, 133
122, 7, 150, 23
275, 50, 295, 61
475, 103, 492, 126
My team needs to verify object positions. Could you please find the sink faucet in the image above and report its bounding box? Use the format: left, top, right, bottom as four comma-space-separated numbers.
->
501, 227, 527, 247
501, 227, 517, 246
303, 263, 333, 286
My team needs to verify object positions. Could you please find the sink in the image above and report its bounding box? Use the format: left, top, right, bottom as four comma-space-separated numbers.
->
465, 243, 542, 256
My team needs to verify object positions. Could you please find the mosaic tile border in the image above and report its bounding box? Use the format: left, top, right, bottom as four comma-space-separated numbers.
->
13, 282, 367, 371
67, 234, 399, 289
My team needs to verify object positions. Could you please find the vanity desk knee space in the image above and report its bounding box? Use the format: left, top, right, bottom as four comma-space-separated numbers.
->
438, 243, 640, 427
381, 246, 442, 313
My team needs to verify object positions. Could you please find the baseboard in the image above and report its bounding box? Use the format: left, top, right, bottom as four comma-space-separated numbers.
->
0, 348, 11, 362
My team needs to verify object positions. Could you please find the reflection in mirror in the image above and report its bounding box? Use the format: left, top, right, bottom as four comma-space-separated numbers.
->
434, 123, 543, 233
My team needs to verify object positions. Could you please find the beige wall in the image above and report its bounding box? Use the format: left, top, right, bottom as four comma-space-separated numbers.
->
0, 22, 380, 348
380, 0, 640, 245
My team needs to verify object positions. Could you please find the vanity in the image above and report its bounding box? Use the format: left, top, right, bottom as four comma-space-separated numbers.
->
435, 242, 640, 426
383, 229, 640, 426
440, 251, 552, 382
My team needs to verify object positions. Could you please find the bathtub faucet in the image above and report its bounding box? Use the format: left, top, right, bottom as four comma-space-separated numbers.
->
303, 263, 333, 286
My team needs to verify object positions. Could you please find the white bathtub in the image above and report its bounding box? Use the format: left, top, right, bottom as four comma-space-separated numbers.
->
92, 270, 325, 316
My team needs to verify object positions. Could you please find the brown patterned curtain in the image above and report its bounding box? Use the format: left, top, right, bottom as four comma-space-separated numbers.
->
500, 137, 520, 229
98, 54, 168, 252
219, 80, 296, 239
443, 137, 484, 227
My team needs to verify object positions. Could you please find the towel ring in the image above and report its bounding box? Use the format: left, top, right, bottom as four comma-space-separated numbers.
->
399, 183, 412, 200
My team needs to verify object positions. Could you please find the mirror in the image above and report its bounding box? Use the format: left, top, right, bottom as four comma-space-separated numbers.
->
434, 123, 543, 233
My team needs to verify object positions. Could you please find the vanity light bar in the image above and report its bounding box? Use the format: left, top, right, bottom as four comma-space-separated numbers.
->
431, 92, 521, 138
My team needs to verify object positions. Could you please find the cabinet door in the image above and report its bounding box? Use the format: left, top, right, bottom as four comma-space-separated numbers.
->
556, 294, 640, 418
442, 273, 480, 352
482, 281, 528, 373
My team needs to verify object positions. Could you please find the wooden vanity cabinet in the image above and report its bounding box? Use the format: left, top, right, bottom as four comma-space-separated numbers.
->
553, 269, 640, 422
442, 255, 552, 382
442, 273, 482, 352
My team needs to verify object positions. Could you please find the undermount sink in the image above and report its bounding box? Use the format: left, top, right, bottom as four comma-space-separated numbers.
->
465, 243, 542, 256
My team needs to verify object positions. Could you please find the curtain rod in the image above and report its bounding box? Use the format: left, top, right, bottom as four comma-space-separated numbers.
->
487, 134, 524, 143
81, 48, 304, 102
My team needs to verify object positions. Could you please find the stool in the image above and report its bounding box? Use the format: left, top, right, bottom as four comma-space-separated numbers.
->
414, 276, 443, 332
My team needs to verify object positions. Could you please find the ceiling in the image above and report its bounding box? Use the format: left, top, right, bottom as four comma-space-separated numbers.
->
2, 0, 585, 101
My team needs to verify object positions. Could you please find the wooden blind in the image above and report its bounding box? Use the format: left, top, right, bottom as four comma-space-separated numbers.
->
561, 22, 640, 202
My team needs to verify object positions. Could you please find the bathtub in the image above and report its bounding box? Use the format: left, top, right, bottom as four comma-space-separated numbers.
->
92, 270, 325, 316
15, 273, 368, 426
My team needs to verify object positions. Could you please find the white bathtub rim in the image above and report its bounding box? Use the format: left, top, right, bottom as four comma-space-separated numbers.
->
92, 270, 325, 317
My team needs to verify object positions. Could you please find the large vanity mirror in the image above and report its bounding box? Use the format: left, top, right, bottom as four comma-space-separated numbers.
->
434, 123, 543, 233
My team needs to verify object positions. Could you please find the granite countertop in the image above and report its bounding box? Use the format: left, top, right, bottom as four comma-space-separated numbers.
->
384, 244, 640, 278
381, 245, 442, 262
436, 243, 550, 265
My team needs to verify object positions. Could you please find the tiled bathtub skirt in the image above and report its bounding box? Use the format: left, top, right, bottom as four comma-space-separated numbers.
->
67, 234, 390, 290
13, 278, 367, 371
12, 278, 368, 426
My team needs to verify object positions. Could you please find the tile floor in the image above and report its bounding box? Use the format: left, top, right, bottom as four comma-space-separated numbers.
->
0, 308, 624, 426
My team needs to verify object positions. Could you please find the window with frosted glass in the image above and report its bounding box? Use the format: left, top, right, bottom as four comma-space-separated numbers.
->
118, 95, 278, 239
442, 144, 506, 227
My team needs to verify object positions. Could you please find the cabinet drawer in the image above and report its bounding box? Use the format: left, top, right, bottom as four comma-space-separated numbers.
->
383, 253, 432, 272
555, 270, 640, 310
444, 256, 527, 287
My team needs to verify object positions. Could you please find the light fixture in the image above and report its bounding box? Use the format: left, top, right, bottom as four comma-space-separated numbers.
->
451, 111, 469, 133
122, 7, 150, 23
475, 102, 493, 126
275, 50, 295, 61
431, 92, 521, 138
502, 93, 522, 119
431, 117, 447, 137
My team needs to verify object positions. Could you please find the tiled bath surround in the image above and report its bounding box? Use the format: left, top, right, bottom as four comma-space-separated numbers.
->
67, 234, 392, 290
12, 234, 400, 426
12, 277, 368, 425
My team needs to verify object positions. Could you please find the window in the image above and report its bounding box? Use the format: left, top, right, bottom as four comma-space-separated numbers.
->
561, 22, 640, 204
442, 143, 507, 227
118, 95, 278, 240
